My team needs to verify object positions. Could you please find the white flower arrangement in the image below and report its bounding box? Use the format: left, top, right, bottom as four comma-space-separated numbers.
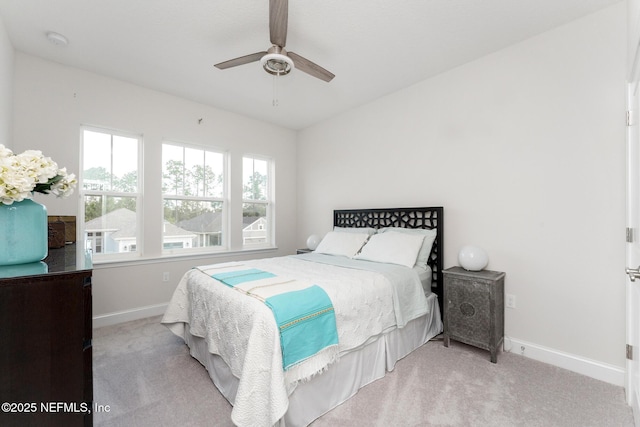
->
0, 144, 77, 205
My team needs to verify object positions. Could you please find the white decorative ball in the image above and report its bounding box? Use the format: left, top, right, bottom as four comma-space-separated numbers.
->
458, 245, 489, 271
306, 234, 321, 251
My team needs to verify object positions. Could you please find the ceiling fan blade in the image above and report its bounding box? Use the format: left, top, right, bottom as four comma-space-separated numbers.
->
214, 52, 267, 70
287, 52, 335, 82
270, 0, 288, 47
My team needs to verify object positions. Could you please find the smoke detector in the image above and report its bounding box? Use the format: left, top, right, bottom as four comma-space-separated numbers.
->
46, 32, 68, 47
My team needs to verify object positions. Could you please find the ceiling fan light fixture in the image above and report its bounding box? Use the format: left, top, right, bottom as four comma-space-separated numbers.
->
260, 53, 294, 76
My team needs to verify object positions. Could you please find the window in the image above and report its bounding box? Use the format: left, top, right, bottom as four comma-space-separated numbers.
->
243, 156, 272, 247
80, 127, 141, 257
162, 142, 226, 253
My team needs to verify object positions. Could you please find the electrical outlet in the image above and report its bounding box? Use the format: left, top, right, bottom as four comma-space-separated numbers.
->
162, 272, 170, 282
506, 294, 516, 309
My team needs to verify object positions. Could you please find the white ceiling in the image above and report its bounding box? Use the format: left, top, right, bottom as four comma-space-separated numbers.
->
0, 0, 622, 130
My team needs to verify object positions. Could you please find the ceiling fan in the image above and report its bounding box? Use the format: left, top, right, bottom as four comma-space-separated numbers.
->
214, 0, 335, 82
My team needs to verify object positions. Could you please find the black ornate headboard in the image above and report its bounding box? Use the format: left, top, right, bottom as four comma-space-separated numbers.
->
333, 207, 444, 308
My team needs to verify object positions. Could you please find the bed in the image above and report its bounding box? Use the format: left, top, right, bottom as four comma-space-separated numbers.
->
161, 207, 444, 426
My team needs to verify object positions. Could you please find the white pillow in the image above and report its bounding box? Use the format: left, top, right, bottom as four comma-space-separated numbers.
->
354, 231, 425, 268
333, 226, 377, 236
379, 227, 437, 270
314, 231, 370, 258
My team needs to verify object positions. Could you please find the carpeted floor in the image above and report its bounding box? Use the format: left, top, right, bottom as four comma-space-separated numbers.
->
93, 316, 635, 427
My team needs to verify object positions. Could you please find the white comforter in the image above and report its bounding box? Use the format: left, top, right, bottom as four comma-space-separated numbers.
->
162, 253, 431, 427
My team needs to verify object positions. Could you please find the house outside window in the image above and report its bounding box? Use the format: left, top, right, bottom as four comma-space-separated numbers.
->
80, 127, 142, 258
162, 142, 226, 253
243, 156, 272, 247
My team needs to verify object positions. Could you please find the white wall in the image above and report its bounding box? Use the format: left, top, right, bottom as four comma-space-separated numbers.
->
0, 15, 13, 147
12, 54, 297, 320
297, 3, 626, 372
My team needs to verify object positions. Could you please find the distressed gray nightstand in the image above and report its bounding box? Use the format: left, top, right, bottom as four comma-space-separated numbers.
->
443, 266, 505, 363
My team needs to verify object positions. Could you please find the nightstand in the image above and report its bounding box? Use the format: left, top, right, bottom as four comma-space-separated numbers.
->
443, 266, 505, 363
296, 248, 312, 254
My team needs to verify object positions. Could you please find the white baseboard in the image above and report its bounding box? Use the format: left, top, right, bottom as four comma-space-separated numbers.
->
92, 303, 168, 329
505, 336, 625, 387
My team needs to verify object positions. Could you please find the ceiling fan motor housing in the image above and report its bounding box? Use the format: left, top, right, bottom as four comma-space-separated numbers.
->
261, 46, 294, 76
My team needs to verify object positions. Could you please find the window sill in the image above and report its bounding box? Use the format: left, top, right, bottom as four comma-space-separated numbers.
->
91, 246, 279, 269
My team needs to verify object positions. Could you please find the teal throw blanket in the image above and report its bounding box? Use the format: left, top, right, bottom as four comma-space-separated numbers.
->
212, 268, 338, 370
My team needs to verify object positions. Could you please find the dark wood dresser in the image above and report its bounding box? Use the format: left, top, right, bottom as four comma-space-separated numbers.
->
0, 245, 93, 426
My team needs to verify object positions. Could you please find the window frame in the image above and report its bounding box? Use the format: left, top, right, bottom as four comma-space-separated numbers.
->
79, 125, 143, 262
161, 140, 228, 255
242, 154, 274, 248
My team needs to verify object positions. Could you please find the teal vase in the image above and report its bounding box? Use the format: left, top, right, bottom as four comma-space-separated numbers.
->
0, 199, 48, 265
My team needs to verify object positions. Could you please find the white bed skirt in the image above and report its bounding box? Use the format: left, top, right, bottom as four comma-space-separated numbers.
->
184, 293, 442, 427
